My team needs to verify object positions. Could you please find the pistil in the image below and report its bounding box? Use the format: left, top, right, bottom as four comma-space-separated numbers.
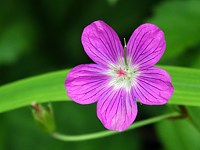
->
117, 68, 127, 78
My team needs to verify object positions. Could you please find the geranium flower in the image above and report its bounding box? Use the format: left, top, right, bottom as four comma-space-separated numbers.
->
65, 20, 174, 132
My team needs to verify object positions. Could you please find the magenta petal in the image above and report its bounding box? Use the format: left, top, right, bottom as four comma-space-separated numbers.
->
97, 88, 137, 132
127, 23, 166, 69
133, 67, 174, 105
81, 20, 124, 67
65, 64, 109, 104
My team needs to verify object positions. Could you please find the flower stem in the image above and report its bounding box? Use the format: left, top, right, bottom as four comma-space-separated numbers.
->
52, 111, 180, 142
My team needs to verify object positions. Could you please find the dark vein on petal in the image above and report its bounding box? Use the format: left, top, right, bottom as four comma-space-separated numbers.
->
72, 81, 102, 90
121, 93, 127, 129
111, 90, 121, 129
140, 38, 155, 55
137, 78, 162, 91
105, 28, 117, 56
135, 84, 155, 103
137, 82, 158, 99
129, 26, 147, 58
129, 92, 134, 117
134, 38, 154, 63
73, 67, 105, 74
87, 45, 106, 63
102, 28, 118, 60
119, 94, 124, 129
101, 30, 117, 59
110, 28, 123, 58
74, 80, 106, 96
106, 90, 119, 116
138, 49, 161, 67
71, 77, 106, 86
131, 93, 136, 117
86, 34, 110, 63
138, 45, 160, 64
140, 72, 165, 76
139, 80, 168, 101
138, 65, 152, 71
80, 82, 109, 101
137, 41, 160, 65
98, 37, 116, 63
74, 65, 102, 71
106, 89, 121, 123
69, 76, 107, 84
103, 28, 116, 56
139, 76, 168, 84
99, 88, 115, 114
132, 32, 149, 62
88, 38, 111, 61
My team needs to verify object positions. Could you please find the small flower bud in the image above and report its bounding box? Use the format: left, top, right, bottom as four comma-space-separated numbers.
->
31, 102, 55, 134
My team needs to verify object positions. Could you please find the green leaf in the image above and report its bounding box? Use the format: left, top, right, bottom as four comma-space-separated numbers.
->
148, 1, 200, 61
0, 70, 70, 113
156, 119, 200, 150
0, 66, 200, 113
164, 66, 200, 106
187, 106, 200, 131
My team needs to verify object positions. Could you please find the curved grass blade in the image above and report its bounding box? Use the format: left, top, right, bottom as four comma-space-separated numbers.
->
0, 66, 200, 113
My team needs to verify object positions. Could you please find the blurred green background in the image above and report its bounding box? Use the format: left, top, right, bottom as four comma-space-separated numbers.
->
0, 0, 200, 149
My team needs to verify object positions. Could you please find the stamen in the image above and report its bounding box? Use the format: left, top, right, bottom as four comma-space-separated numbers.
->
123, 38, 128, 66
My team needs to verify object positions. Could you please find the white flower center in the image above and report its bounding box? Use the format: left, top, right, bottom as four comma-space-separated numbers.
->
105, 58, 140, 92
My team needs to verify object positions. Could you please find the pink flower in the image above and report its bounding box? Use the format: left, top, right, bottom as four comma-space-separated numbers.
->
65, 20, 174, 132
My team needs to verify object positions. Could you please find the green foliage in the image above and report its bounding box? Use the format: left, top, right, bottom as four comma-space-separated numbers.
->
187, 106, 200, 131
148, 0, 200, 62
164, 66, 200, 106
0, 21, 37, 64
156, 119, 200, 150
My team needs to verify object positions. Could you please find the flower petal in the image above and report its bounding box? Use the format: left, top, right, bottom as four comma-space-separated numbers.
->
97, 88, 137, 132
65, 64, 109, 104
133, 67, 174, 105
127, 23, 166, 69
81, 20, 124, 67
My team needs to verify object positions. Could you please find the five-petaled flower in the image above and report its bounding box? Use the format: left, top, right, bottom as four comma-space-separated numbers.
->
65, 20, 174, 132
